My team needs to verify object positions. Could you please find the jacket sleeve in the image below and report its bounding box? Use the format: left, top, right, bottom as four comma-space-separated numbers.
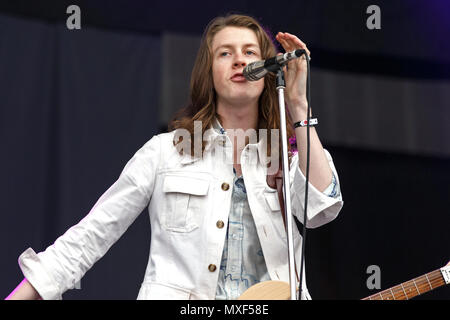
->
18, 135, 161, 300
290, 148, 343, 229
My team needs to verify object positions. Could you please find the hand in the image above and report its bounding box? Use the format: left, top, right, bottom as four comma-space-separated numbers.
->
275, 32, 311, 116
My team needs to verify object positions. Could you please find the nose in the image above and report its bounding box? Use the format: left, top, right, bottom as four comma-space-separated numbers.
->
233, 53, 247, 68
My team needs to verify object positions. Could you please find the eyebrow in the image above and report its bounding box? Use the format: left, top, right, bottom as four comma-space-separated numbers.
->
213, 43, 260, 53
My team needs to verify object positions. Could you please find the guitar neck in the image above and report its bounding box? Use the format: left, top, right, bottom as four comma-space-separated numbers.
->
362, 266, 450, 300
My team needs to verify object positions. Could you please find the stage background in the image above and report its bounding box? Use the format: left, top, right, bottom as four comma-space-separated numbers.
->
0, 0, 449, 299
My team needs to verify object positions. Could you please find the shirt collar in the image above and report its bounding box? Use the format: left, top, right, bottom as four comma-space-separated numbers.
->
212, 117, 226, 135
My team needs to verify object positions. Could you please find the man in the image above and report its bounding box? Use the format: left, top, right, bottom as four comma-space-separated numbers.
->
6, 14, 342, 300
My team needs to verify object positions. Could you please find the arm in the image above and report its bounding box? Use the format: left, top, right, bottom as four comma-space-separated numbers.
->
292, 115, 333, 192
11, 135, 161, 300
275, 32, 333, 192
5, 278, 42, 300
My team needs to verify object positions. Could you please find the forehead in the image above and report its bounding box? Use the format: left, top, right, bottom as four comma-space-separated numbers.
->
211, 26, 260, 50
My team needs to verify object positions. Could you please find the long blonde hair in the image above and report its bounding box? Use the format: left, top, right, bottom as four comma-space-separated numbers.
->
168, 14, 295, 164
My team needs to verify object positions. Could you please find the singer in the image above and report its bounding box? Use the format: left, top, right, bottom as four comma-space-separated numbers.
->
6, 14, 343, 300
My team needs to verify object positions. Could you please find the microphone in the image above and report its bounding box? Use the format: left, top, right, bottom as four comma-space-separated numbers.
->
243, 49, 306, 81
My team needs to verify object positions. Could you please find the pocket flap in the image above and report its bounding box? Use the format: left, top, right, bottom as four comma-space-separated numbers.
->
163, 175, 210, 195
264, 192, 281, 211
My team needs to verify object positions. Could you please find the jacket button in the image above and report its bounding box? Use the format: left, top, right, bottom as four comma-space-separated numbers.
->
221, 183, 230, 191
208, 264, 217, 272
216, 220, 224, 229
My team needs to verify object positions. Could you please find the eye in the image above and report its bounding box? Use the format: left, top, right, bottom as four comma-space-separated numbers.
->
220, 51, 230, 57
246, 50, 255, 55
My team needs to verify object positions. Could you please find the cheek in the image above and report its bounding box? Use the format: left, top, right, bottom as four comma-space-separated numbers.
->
211, 64, 225, 91
255, 79, 265, 93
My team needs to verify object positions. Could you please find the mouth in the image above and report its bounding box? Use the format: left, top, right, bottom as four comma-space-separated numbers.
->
230, 73, 246, 82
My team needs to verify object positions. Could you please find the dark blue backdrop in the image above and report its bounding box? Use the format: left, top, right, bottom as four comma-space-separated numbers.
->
1, 0, 449, 300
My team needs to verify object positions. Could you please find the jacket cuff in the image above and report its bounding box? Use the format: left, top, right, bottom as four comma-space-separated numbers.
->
18, 248, 62, 300
322, 172, 340, 198
291, 150, 343, 229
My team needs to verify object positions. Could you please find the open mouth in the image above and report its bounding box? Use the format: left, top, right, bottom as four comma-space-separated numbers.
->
231, 73, 246, 82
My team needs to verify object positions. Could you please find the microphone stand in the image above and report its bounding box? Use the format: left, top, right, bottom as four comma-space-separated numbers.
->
274, 53, 311, 300
275, 69, 297, 300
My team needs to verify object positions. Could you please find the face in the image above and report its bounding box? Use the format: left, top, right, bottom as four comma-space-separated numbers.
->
211, 26, 265, 107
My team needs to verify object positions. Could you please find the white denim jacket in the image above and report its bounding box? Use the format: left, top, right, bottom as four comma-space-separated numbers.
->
18, 126, 343, 300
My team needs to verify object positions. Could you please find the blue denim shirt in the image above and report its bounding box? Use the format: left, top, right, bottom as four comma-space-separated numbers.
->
213, 118, 339, 300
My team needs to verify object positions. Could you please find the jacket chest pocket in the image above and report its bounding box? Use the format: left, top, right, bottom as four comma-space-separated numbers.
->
162, 174, 210, 233
264, 191, 287, 240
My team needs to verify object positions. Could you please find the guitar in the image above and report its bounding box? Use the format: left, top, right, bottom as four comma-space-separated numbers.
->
238, 261, 450, 300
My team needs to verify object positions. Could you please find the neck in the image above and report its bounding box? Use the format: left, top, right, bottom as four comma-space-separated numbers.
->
216, 98, 259, 132
216, 98, 259, 170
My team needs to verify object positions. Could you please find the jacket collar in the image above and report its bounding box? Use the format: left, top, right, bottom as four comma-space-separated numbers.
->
179, 117, 270, 167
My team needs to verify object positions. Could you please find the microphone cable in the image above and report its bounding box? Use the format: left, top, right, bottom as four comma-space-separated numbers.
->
298, 52, 311, 300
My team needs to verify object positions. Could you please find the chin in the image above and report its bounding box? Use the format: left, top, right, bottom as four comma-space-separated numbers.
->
233, 89, 262, 101
228, 96, 260, 107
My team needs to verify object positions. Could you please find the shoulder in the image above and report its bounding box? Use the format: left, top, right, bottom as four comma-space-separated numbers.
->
141, 130, 180, 158
141, 130, 177, 148
154, 130, 177, 141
